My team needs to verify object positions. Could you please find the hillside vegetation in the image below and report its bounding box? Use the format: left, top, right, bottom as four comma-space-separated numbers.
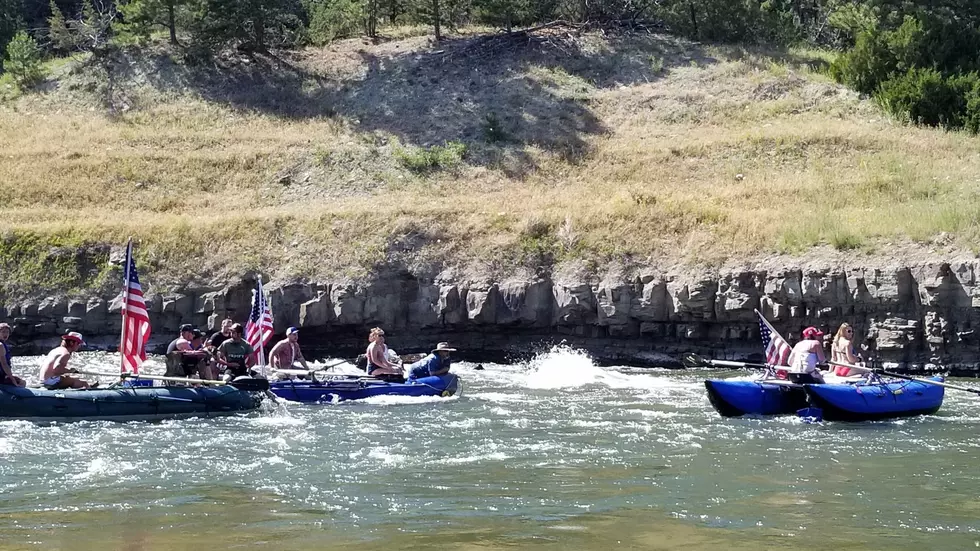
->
1, 28, 979, 296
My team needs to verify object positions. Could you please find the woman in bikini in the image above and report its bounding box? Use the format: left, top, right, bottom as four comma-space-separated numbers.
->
831, 323, 863, 376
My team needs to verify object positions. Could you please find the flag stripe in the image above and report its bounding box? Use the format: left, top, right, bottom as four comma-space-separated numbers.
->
758, 312, 791, 367
121, 242, 151, 374
244, 280, 274, 362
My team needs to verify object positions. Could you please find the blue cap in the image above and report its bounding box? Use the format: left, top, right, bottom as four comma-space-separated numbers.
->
286, 327, 299, 335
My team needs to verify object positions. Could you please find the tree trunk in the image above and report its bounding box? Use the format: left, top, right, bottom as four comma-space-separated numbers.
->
254, 6, 265, 50
432, 0, 441, 41
167, 1, 177, 45
688, 1, 698, 37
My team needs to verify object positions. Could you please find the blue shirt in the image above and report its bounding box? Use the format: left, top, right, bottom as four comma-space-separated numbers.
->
408, 354, 450, 380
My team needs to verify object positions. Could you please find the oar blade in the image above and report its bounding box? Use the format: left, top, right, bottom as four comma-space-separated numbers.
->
229, 378, 270, 392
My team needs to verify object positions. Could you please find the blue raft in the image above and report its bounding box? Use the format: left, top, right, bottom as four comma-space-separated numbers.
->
804, 376, 944, 421
269, 374, 460, 403
0, 383, 265, 422
705, 376, 945, 421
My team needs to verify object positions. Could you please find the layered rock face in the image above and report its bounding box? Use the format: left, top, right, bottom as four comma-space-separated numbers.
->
7, 262, 980, 371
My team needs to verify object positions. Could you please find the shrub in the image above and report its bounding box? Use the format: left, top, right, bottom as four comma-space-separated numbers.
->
2, 30, 44, 89
482, 112, 509, 144
395, 141, 467, 173
876, 69, 980, 128
306, 0, 364, 45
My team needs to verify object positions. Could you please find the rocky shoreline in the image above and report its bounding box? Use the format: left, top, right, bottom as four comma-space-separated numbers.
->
6, 260, 980, 374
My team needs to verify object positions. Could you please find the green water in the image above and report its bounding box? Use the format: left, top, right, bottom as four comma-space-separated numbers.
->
1, 347, 979, 550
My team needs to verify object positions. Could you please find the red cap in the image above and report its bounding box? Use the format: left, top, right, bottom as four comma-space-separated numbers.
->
802, 326, 823, 339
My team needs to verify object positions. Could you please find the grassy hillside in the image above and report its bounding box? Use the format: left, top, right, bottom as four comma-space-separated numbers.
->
1, 27, 978, 296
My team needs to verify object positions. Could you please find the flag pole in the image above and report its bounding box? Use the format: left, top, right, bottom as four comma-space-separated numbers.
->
257, 279, 267, 378
119, 239, 132, 375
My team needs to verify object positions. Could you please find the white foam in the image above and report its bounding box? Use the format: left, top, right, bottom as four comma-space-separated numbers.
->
355, 394, 458, 406
517, 345, 688, 391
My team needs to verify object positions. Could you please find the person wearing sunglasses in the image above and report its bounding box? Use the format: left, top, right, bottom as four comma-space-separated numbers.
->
831, 323, 863, 376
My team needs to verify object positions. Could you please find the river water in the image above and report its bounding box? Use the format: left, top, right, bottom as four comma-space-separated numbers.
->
1, 346, 979, 550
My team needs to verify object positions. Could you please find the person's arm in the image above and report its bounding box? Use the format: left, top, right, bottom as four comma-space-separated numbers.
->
52, 353, 73, 377
812, 342, 826, 364
215, 343, 230, 366
296, 347, 309, 370
0, 353, 13, 381
367, 345, 394, 369
269, 341, 286, 368
844, 341, 860, 365
429, 362, 450, 376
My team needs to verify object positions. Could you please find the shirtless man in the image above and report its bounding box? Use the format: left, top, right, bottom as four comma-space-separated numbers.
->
268, 327, 309, 372
38, 332, 90, 389
0, 323, 25, 387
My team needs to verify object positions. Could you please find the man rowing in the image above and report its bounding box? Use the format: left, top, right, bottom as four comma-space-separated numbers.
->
38, 332, 91, 389
269, 327, 309, 372
407, 342, 455, 381
216, 323, 253, 380
0, 323, 25, 387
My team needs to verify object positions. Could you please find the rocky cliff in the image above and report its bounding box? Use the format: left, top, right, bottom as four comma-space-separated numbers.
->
7, 260, 980, 373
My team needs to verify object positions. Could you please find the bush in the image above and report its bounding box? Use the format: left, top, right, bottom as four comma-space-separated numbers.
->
963, 82, 980, 134
395, 141, 467, 173
2, 30, 44, 89
306, 0, 364, 45
876, 68, 959, 126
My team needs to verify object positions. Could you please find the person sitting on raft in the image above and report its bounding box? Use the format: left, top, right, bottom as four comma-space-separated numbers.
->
365, 327, 403, 381
215, 323, 254, 381
831, 323, 863, 376
407, 342, 455, 381
0, 323, 25, 387
165, 325, 209, 381
786, 327, 826, 384
269, 327, 309, 374
38, 332, 91, 389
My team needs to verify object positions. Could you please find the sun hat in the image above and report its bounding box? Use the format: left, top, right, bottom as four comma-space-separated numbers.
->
64, 331, 85, 345
432, 342, 457, 353
286, 327, 299, 335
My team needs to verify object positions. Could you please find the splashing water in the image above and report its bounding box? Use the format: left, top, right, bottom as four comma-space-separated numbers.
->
518, 345, 685, 391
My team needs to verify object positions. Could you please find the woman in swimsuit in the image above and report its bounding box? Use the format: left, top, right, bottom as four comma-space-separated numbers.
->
831, 323, 862, 376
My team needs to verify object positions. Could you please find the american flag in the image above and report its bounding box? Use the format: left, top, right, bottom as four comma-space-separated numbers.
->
120, 240, 150, 374
758, 311, 791, 366
244, 279, 274, 362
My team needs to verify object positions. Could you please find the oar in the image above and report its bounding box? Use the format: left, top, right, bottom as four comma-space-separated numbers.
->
260, 358, 349, 376
75, 370, 270, 392
830, 361, 980, 396
682, 353, 771, 370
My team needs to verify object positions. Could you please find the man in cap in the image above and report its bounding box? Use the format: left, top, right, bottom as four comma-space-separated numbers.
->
268, 327, 309, 373
407, 342, 456, 381
164, 324, 208, 381
38, 332, 91, 389
0, 323, 25, 387
786, 326, 827, 384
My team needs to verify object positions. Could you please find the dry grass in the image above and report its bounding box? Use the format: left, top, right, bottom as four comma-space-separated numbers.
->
1, 30, 979, 295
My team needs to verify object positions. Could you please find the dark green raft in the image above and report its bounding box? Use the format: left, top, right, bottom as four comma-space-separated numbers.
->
0, 381, 266, 422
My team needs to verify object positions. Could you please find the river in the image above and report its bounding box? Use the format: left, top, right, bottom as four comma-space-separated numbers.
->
1, 346, 978, 550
